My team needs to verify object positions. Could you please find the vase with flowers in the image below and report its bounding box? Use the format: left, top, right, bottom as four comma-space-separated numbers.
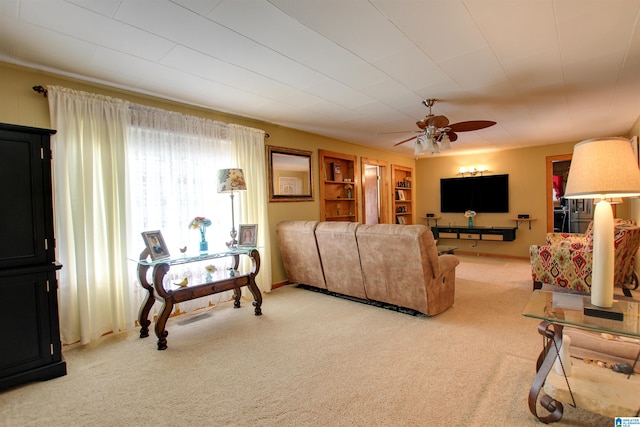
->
344, 182, 353, 199
464, 210, 476, 228
190, 216, 212, 253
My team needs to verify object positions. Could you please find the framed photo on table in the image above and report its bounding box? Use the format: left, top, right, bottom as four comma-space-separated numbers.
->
141, 230, 170, 260
238, 224, 258, 248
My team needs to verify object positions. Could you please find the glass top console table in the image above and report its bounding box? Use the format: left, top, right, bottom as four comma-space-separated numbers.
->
133, 247, 262, 350
522, 290, 640, 422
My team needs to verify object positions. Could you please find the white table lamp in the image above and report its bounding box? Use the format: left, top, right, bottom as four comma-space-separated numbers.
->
563, 137, 640, 307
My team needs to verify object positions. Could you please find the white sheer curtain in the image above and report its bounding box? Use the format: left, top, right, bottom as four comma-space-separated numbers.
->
127, 106, 238, 312
48, 87, 271, 345
48, 86, 133, 345
229, 124, 272, 293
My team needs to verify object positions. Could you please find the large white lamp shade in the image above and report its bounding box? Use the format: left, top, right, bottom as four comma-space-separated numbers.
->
563, 137, 640, 307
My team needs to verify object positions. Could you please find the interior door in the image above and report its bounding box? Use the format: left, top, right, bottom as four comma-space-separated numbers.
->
361, 158, 389, 224
364, 165, 379, 224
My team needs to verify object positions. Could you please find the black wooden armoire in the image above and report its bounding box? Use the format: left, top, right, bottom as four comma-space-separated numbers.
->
0, 122, 66, 390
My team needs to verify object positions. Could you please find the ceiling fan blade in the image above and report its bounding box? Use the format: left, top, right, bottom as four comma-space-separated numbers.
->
426, 115, 449, 128
393, 135, 418, 146
447, 131, 458, 142
449, 120, 496, 132
379, 130, 418, 135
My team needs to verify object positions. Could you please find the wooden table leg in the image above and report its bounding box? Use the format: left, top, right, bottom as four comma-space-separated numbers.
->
248, 249, 262, 315
152, 263, 172, 351
155, 299, 172, 351
137, 248, 154, 338
528, 321, 564, 423
248, 277, 263, 316
233, 283, 242, 309
138, 289, 154, 338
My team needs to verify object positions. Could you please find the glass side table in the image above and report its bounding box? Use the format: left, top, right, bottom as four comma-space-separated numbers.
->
522, 290, 640, 423
132, 247, 262, 350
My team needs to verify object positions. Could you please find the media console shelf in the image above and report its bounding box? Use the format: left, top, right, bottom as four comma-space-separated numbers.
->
432, 225, 517, 242
423, 216, 441, 228
511, 218, 537, 230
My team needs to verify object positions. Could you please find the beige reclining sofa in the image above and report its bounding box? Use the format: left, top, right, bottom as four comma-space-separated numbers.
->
276, 221, 460, 316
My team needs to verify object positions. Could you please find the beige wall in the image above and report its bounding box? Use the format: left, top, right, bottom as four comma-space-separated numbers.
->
3, 61, 639, 282
414, 143, 576, 258
0, 61, 413, 285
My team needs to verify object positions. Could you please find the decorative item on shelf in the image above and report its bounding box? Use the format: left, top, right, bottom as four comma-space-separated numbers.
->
174, 277, 188, 288
332, 162, 342, 181
141, 230, 170, 261
403, 176, 412, 188
582, 358, 634, 374
217, 168, 247, 249
563, 137, 640, 308
464, 210, 476, 228
344, 182, 353, 199
238, 224, 258, 247
189, 216, 212, 253
205, 264, 217, 282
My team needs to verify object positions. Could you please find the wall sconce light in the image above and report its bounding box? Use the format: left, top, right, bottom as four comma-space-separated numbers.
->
459, 166, 488, 177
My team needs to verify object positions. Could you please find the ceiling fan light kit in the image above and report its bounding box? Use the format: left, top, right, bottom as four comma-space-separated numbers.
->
396, 99, 496, 155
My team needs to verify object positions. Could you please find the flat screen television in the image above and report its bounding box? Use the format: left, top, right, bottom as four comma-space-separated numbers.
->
440, 174, 509, 213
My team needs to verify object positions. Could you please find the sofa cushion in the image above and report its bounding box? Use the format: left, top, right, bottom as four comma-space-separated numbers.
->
275, 221, 326, 289
315, 222, 367, 299
356, 224, 457, 315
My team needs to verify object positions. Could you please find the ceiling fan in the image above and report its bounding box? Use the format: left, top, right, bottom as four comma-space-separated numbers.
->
391, 99, 496, 155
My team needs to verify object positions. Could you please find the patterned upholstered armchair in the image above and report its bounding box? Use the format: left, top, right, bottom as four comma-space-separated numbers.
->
530, 219, 640, 292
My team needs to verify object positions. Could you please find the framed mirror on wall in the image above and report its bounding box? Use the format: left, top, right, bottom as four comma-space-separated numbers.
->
267, 145, 314, 202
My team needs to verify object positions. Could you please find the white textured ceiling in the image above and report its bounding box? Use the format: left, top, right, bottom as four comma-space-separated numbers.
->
1, 0, 640, 157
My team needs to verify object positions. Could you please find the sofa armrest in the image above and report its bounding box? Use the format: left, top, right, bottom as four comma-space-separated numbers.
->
530, 244, 593, 292
438, 254, 459, 274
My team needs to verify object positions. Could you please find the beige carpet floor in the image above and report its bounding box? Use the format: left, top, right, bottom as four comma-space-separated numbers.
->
0, 255, 618, 426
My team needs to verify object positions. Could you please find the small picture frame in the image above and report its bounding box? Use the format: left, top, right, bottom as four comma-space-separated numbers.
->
238, 224, 258, 248
141, 230, 170, 260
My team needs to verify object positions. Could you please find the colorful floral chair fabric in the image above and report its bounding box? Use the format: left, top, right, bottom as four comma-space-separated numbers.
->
529, 219, 640, 292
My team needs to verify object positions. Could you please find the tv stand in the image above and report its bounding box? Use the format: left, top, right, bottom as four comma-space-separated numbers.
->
432, 225, 517, 242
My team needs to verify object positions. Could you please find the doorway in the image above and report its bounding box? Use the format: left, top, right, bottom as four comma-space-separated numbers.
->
546, 154, 607, 233
361, 158, 390, 224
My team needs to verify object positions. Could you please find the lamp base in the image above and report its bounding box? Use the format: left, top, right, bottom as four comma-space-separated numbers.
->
584, 302, 624, 321
590, 199, 615, 308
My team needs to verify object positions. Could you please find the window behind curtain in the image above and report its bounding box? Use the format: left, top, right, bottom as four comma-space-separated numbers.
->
127, 108, 238, 310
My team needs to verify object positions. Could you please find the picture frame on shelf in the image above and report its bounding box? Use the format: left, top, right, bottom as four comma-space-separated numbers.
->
332, 162, 342, 181
141, 230, 170, 260
238, 224, 258, 247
